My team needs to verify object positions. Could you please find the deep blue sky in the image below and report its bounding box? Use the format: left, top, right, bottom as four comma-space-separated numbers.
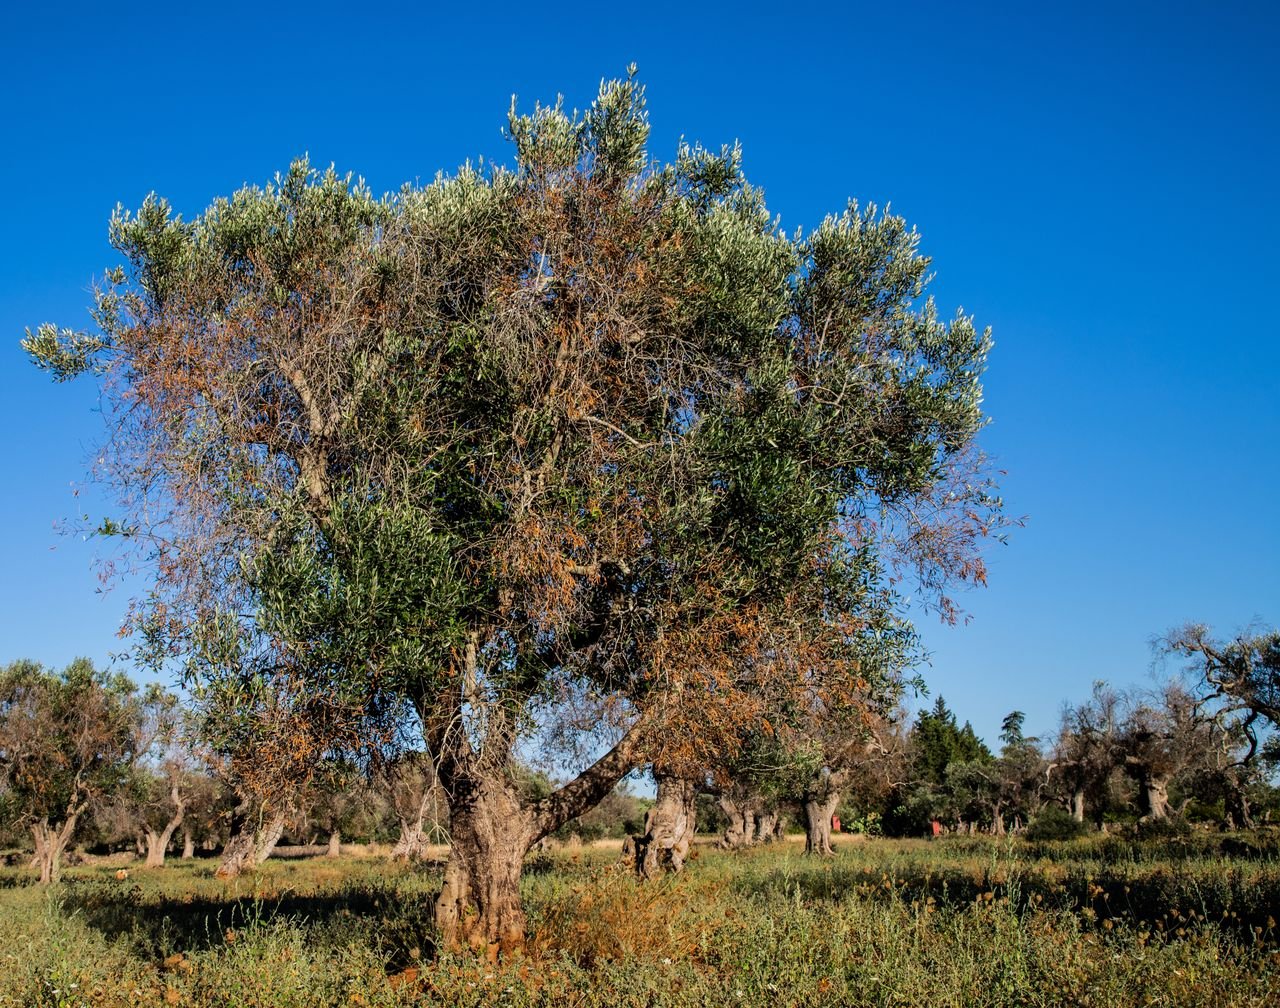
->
1, 1, 1276, 748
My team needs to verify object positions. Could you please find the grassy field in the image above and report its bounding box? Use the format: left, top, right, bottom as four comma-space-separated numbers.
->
2, 833, 1278, 1007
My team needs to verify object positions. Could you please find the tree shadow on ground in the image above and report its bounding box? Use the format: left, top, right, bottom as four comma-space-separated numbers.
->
57, 867, 445, 967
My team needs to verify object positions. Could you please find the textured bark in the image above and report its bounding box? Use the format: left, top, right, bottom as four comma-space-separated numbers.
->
31, 817, 78, 885
216, 810, 286, 879
803, 767, 847, 856
144, 785, 186, 868
1225, 785, 1254, 830
254, 815, 286, 863
433, 778, 536, 957
181, 827, 196, 860
1140, 775, 1171, 820
803, 792, 839, 855
392, 819, 429, 862
636, 773, 698, 878
391, 785, 438, 863
426, 693, 651, 955
719, 792, 779, 848
717, 794, 753, 849
326, 830, 341, 858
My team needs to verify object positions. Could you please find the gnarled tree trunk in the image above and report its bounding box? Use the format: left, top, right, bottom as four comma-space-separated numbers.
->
755, 808, 780, 843
717, 793, 754, 849
424, 679, 650, 956
31, 815, 79, 885
144, 785, 186, 868
434, 777, 536, 957
216, 809, 286, 879
392, 819, 428, 861
392, 786, 441, 863
635, 772, 698, 879
1069, 789, 1085, 823
1223, 771, 1254, 830
803, 792, 840, 855
326, 829, 341, 858
181, 827, 196, 860
1139, 773, 1171, 820
803, 767, 846, 856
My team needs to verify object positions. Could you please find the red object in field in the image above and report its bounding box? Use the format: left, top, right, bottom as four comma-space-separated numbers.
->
832, 815, 841, 833
930, 820, 943, 837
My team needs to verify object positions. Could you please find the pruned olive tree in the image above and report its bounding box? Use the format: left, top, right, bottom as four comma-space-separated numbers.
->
1164, 625, 1280, 827
381, 750, 447, 862
103, 687, 194, 867
25, 73, 1003, 951
1050, 682, 1123, 827
1118, 682, 1218, 821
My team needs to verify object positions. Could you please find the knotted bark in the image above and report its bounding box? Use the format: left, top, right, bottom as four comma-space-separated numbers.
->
433, 776, 536, 957
31, 816, 79, 885
392, 784, 443, 863
425, 680, 651, 955
1138, 773, 1172, 821
718, 786, 782, 848
1224, 779, 1254, 830
635, 772, 698, 879
216, 809, 286, 879
717, 793, 756, 850
803, 793, 839, 855
144, 784, 186, 867
392, 820, 429, 862
802, 768, 847, 856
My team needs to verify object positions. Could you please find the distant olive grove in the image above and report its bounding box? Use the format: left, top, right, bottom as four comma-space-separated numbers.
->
3, 623, 1276, 887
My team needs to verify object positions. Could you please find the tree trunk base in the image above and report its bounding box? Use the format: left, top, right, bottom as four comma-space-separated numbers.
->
216, 813, 286, 879
635, 774, 697, 879
432, 780, 535, 957
804, 793, 839, 856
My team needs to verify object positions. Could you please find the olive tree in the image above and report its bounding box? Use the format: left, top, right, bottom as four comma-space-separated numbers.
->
1051, 682, 1123, 827
0, 660, 143, 882
1118, 682, 1218, 821
1164, 625, 1280, 826
25, 73, 1003, 950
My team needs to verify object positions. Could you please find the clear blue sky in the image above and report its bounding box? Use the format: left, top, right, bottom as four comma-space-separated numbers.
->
2, 1, 1276, 749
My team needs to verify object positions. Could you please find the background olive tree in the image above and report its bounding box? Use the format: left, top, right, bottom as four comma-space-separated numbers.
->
0, 659, 144, 882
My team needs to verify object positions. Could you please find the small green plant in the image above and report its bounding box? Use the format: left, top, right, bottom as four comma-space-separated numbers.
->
1025, 805, 1088, 841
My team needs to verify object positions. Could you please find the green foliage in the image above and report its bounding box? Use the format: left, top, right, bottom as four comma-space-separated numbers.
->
911, 696, 993, 786
0, 659, 143, 829
1025, 805, 1088, 842
24, 73, 1006, 859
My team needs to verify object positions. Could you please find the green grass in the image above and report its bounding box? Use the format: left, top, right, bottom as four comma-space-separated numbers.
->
2, 835, 1278, 1007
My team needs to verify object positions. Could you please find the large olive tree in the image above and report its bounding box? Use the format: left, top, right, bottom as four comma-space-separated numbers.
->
25, 73, 1002, 951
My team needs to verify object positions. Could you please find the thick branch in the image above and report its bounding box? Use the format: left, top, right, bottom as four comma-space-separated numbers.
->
531, 714, 651, 838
